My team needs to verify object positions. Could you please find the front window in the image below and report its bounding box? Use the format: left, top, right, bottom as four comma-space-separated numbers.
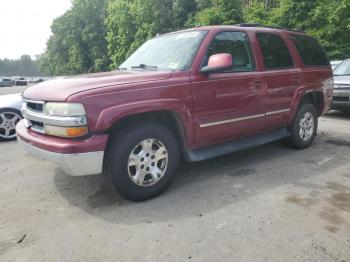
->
202, 31, 256, 72
333, 60, 350, 76
120, 31, 207, 71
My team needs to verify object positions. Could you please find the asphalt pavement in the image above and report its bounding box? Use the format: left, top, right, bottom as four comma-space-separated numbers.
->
0, 105, 349, 261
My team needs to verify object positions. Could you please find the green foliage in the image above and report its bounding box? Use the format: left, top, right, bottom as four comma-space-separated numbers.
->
35, 0, 349, 76
39, 0, 109, 76
0, 55, 42, 77
188, 0, 242, 26
243, 0, 350, 59
106, 0, 197, 68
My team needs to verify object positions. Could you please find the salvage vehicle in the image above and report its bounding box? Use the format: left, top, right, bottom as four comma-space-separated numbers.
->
330, 60, 342, 70
0, 78, 13, 87
0, 93, 23, 141
15, 78, 28, 86
17, 25, 333, 201
331, 59, 350, 112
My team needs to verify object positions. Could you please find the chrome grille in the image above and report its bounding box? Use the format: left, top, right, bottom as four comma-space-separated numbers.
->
22, 99, 46, 133
26, 101, 44, 112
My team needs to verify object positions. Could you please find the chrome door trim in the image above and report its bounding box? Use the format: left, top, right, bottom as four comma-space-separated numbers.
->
200, 113, 265, 128
200, 108, 290, 128
266, 108, 290, 116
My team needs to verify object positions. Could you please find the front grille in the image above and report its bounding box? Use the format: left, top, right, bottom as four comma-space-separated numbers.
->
23, 99, 46, 134
27, 101, 44, 112
333, 96, 349, 102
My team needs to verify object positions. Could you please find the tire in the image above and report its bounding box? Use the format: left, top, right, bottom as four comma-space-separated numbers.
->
288, 103, 318, 149
0, 109, 22, 141
104, 122, 180, 202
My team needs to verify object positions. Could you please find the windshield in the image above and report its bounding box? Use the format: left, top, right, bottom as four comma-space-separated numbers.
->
334, 60, 350, 76
120, 31, 207, 71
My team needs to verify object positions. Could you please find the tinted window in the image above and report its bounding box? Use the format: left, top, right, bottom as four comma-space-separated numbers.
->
203, 31, 255, 72
257, 33, 294, 70
290, 34, 329, 66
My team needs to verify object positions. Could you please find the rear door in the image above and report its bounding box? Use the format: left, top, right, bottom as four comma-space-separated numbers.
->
191, 31, 267, 147
255, 32, 300, 129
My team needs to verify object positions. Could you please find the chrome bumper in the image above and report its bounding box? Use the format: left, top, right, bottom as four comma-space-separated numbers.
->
18, 137, 104, 176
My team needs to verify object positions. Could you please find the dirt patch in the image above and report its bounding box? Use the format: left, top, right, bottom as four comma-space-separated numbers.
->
343, 173, 350, 178
286, 195, 319, 208
318, 209, 345, 226
326, 182, 350, 192
229, 168, 256, 177
326, 139, 350, 147
326, 193, 350, 212
324, 226, 339, 233
87, 188, 121, 209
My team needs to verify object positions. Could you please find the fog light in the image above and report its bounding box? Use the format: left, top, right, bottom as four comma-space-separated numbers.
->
45, 125, 88, 138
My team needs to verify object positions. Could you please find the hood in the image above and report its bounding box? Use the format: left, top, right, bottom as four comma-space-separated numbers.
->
23, 71, 172, 101
334, 75, 350, 85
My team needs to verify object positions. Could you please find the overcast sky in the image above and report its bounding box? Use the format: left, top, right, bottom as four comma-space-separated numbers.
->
0, 0, 72, 60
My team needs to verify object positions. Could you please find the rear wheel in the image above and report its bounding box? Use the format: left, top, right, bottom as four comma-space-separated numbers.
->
0, 109, 22, 141
289, 103, 318, 149
104, 122, 180, 201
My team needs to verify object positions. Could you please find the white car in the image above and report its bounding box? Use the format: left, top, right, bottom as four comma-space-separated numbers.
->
331, 60, 343, 70
0, 93, 23, 141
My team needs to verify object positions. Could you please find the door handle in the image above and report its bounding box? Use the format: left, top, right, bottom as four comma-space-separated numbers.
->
251, 80, 264, 90
292, 76, 300, 85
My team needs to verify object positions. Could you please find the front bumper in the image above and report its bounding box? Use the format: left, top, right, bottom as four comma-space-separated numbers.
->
16, 120, 108, 176
331, 90, 350, 109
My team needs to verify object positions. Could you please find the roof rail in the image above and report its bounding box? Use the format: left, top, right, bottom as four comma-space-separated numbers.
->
234, 23, 305, 33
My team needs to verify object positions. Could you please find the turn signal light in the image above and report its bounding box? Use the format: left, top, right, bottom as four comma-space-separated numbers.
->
45, 125, 88, 138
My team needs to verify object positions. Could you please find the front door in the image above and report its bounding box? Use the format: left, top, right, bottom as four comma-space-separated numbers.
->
191, 31, 267, 148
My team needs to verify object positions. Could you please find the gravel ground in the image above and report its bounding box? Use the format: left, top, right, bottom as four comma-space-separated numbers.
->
0, 111, 349, 262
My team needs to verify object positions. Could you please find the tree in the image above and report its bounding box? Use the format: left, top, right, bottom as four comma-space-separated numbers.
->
187, 0, 242, 26
39, 0, 109, 76
0, 55, 42, 77
106, 0, 197, 68
243, 0, 350, 59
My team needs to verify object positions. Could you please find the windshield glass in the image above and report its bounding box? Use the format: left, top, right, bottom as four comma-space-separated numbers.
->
120, 31, 207, 71
334, 60, 350, 76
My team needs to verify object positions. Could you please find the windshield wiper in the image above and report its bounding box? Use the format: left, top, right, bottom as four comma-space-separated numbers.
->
131, 64, 158, 71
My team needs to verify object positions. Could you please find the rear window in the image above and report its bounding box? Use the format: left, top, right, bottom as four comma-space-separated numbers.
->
257, 33, 294, 70
290, 34, 329, 66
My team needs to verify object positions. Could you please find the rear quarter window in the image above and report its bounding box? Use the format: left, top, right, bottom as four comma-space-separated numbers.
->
256, 33, 294, 70
290, 34, 329, 66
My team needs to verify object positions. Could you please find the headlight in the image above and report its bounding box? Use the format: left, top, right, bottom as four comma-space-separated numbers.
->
43, 102, 88, 138
44, 102, 86, 116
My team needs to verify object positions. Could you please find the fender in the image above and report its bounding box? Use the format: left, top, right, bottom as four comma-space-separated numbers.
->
94, 98, 195, 148
288, 85, 324, 125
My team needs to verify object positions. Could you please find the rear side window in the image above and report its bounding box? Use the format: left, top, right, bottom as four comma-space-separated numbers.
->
257, 33, 294, 70
290, 34, 329, 66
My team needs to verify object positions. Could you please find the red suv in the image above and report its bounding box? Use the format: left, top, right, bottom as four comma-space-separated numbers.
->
17, 25, 333, 201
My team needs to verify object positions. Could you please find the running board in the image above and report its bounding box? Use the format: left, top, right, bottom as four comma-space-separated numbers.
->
185, 128, 290, 162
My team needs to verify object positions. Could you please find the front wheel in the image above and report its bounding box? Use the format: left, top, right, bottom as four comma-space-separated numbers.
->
104, 122, 180, 202
288, 103, 318, 149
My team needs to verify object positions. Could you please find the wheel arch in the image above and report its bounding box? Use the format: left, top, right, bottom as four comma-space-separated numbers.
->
288, 89, 325, 125
104, 110, 191, 157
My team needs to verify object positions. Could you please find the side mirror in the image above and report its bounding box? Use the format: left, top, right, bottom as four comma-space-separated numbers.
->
201, 53, 233, 74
